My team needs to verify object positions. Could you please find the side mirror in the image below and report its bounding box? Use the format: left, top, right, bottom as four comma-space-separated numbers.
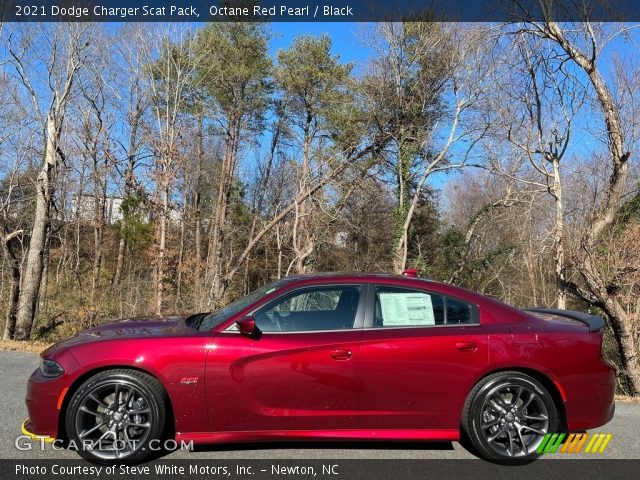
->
236, 316, 257, 336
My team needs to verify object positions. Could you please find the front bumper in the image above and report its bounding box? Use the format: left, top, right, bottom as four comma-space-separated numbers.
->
24, 349, 79, 439
21, 419, 55, 443
24, 370, 66, 439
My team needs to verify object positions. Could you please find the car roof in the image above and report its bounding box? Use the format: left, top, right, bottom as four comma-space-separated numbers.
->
285, 271, 406, 281
282, 272, 462, 292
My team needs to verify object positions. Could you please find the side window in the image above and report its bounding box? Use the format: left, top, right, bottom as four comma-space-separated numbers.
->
446, 297, 472, 324
374, 287, 445, 327
373, 287, 477, 327
254, 286, 361, 332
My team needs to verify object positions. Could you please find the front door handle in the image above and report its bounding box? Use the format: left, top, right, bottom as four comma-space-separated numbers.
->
330, 349, 352, 360
456, 342, 477, 352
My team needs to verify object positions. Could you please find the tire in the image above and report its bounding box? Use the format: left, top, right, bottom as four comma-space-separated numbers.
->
462, 371, 558, 463
65, 369, 167, 464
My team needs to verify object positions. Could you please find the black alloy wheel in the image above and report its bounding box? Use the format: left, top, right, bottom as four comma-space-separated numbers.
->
65, 369, 166, 463
462, 371, 558, 463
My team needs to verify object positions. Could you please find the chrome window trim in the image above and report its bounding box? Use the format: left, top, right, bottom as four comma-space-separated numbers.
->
221, 328, 365, 335
361, 324, 481, 331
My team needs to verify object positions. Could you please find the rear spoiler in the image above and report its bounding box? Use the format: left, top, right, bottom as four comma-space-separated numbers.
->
523, 307, 605, 333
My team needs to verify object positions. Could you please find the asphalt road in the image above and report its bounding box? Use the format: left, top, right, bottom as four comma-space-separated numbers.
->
1, 350, 638, 460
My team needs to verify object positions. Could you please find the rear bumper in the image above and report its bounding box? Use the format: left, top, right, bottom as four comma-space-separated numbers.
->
563, 361, 616, 431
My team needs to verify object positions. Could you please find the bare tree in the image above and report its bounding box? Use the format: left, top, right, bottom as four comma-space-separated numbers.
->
0, 158, 25, 340
8, 23, 91, 339
111, 24, 149, 288
518, 13, 639, 393
210, 133, 390, 305
275, 35, 351, 274
486, 29, 586, 309
195, 23, 272, 308
145, 25, 200, 315
79, 67, 112, 317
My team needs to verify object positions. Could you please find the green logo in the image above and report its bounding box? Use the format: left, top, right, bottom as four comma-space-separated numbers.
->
537, 433, 612, 454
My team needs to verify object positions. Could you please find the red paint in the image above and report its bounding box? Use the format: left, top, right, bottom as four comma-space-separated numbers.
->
24, 273, 615, 446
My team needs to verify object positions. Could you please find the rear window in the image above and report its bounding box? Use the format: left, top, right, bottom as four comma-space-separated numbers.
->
446, 298, 472, 324
373, 287, 478, 327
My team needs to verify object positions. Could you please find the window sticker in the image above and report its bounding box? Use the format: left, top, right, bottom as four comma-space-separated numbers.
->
378, 292, 435, 326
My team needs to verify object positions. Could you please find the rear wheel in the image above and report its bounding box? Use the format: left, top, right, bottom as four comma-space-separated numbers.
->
462, 371, 558, 462
65, 369, 166, 464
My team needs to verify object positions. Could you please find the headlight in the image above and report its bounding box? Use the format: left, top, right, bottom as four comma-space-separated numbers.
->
39, 359, 64, 378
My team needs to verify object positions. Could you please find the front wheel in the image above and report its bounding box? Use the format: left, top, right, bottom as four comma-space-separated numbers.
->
462, 371, 558, 462
65, 369, 166, 464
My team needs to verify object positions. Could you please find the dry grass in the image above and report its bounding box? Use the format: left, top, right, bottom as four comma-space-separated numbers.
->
616, 394, 640, 403
0, 339, 52, 354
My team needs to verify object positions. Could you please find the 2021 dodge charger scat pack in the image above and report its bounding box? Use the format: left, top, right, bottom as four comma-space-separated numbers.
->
23, 271, 615, 463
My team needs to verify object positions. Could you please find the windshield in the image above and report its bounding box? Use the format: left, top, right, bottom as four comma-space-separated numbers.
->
195, 279, 289, 331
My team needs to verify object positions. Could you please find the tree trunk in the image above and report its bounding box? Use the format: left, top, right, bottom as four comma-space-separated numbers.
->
551, 158, 567, 309
392, 143, 412, 273
113, 237, 126, 287
276, 225, 283, 280
156, 183, 169, 315
206, 117, 240, 308
392, 102, 462, 274
175, 185, 187, 311
582, 256, 640, 394
112, 93, 142, 287
90, 153, 106, 316
1, 230, 22, 340
290, 112, 314, 274
55, 170, 69, 287
14, 115, 57, 340
73, 167, 86, 273
112, 158, 134, 288
36, 233, 51, 334
193, 113, 204, 310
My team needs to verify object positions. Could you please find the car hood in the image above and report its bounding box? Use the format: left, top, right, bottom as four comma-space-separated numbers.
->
43, 315, 191, 354
83, 315, 190, 337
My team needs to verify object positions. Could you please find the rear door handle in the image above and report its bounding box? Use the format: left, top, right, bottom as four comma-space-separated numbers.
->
330, 349, 352, 360
456, 342, 477, 352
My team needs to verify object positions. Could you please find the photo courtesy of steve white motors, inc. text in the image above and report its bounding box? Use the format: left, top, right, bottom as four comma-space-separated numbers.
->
14, 3, 355, 19
15, 463, 339, 477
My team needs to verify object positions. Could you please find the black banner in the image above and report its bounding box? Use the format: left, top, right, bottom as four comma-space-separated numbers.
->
3, 459, 640, 480
0, 0, 639, 22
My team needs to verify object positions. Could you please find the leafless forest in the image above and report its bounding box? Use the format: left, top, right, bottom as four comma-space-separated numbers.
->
0, 20, 639, 394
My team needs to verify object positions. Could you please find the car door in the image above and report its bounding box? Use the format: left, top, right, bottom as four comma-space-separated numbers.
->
358, 284, 488, 431
205, 284, 365, 432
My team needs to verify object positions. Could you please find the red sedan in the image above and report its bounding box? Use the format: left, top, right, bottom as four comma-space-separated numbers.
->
23, 271, 615, 463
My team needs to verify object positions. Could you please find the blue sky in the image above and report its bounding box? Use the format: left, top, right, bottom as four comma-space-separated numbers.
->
272, 22, 364, 54
270, 22, 370, 66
